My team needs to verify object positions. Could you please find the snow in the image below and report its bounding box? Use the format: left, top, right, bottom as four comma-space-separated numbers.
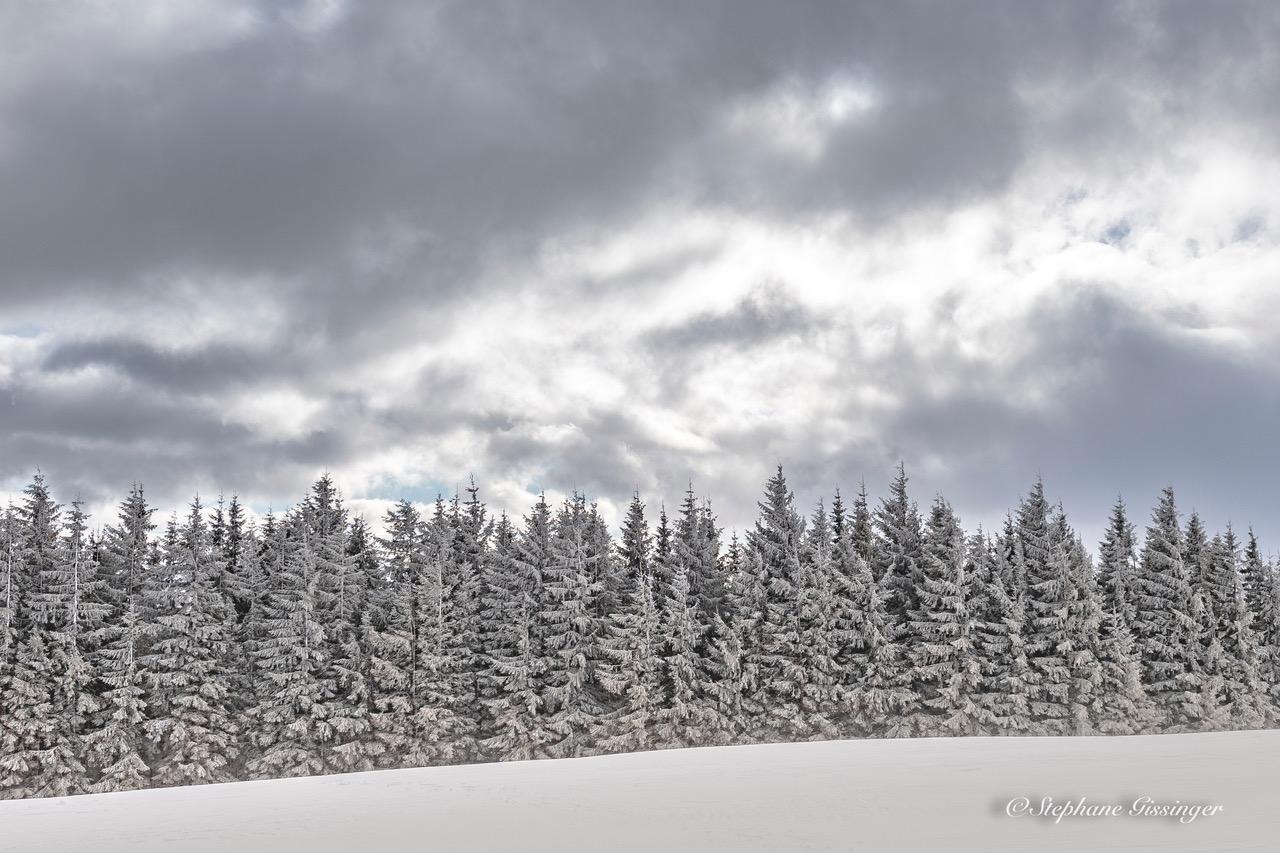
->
2, 732, 1276, 852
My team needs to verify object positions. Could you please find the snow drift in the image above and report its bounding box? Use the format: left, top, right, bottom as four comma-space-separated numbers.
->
2, 731, 1276, 852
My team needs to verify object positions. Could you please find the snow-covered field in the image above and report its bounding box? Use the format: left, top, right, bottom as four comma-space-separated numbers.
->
2, 732, 1276, 852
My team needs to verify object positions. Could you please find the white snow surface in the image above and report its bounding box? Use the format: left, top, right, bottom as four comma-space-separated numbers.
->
2, 732, 1276, 852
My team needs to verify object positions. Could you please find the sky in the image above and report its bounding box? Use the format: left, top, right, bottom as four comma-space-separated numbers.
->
3, 1, 1280, 552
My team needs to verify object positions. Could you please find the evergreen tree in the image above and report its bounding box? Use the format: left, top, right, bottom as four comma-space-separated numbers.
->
1093, 608, 1152, 735
1132, 488, 1200, 730
1015, 480, 1071, 732
746, 467, 809, 741
1060, 518, 1103, 735
655, 557, 711, 747
245, 510, 332, 779
85, 486, 155, 791
1, 504, 19, 661
851, 481, 875, 566
1241, 528, 1278, 649
45, 500, 108, 780
301, 476, 375, 773
794, 502, 840, 739
1096, 497, 1137, 628
410, 497, 480, 764
905, 498, 983, 736
0, 474, 87, 798
970, 531, 1036, 734
1184, 512, 1212, 602
0, 630, 86, 798
1206, 531, 1267, 728
484, 497, 553, 760
140, 498, 237, 786
447, 480, 490, 749
368, 500, 426, 767
871, 463, 923, 619
849, 555, 915, 737
542, 495, 605, 757
597, 495, 662, 753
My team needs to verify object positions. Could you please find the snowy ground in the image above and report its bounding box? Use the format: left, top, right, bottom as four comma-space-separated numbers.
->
2, 732, 1276, 852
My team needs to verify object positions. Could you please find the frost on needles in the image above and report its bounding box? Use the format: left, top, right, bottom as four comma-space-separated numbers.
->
2, 465, 1279, 799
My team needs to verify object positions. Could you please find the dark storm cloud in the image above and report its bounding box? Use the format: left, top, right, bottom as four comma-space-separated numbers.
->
0, 369, 358, 506
3, 1, 1280, 540
6, 1, 1275, 303
645, 285, 826, 353
42, 338, 271, 393
839, 289, 1280, 550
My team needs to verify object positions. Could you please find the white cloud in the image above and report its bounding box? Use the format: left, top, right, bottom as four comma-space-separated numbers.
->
726, 73, 880, 162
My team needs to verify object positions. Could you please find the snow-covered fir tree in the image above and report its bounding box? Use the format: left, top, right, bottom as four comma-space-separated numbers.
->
597, 494, 663, 753
1132, 487, 1201, 730
746, 467, 809, 741
970, 531, 1036, 735
905, 498, 983, 736
140, 498, 237, 786
541, 495, 606, 757
244, 509, 332, 780
1097, 497, 1138, 629
483, 497, 553, 760
84, 486, 155, 791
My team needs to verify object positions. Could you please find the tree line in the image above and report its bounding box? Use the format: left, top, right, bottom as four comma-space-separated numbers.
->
1, 465, 1277, 800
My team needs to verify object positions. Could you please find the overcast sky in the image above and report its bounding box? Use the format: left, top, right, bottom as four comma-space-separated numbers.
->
3, 1, 1280, 551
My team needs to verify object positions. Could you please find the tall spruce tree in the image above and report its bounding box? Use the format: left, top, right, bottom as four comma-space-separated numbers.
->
541, 495, 606, 757
1014, 480, 1071, 732
970, 531, 1035, 734
746, 467, 809, 741
484, 497, 553, 760
1206, 531, 1267, 728
598, 495, 662, 753
141, 498, 237, 786
245, 509, 331, 779
85, 486, 154, 791
0, 474, 86, 798
367, 500, 426, 767
1132, 487, 1201, 730
1097, 498, 1137, 628
906, 497, 983, 736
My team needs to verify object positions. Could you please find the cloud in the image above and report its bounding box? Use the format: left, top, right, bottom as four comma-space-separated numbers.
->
3, 2, 1280, 550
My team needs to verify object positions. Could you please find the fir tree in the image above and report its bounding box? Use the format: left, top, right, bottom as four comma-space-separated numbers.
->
746, 467, 809, 740
1206, 531, 1267, 728
871, 463, 923, 619
542, 495, 605, 757
140, 498, 237, 786
1097, 497, 1137, 628
1241, 528, 1277, 649
795, 502, 840, 739
1014, 481, 1065, 731
301, 476, 375, 773
906, 498, 983, 736
597, 494, 662, 753
484, 498, 553, 760
971, 532, 1036, 735
1093, 608, 1152, 735
245, 511, 332, 779
1184, 512, 1212, 602
851, 481, 875, 566
0, 630, 86, 798
654, 557, 710, 747
1132, 487, 1200, 730
85, 486, 155, 791
0, 473, 87, 798
411, 497, 480, 764
368, 500, 426, 767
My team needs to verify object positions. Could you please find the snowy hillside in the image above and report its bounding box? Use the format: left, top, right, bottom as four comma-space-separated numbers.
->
3, 731, 1276, 853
